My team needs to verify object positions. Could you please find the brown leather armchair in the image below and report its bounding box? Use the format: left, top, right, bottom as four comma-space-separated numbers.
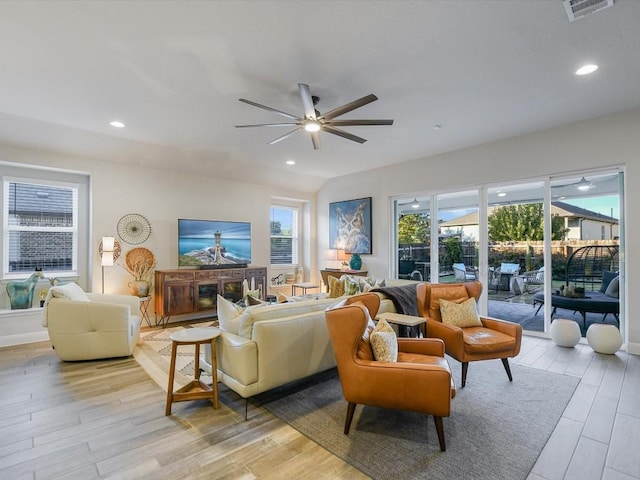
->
325, 293, 456, 451
417, 281, 522, 388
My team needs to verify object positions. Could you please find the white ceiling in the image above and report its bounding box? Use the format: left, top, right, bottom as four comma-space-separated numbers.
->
1, 1, 639, 192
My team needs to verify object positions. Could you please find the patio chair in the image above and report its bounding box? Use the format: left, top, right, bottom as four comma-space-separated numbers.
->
521, 266, 544, 293
453, 263, 477, 282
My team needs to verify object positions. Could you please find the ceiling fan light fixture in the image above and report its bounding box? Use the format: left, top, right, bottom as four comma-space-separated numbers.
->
576, 177, 593, 191
575, 64, 598, 76
410, 199, 420, 209
304, 121, 321, 132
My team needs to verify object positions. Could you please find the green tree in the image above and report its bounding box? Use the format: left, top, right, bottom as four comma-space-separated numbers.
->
270, 221, 282, 235
488, 204, 567, 241
398, 213, 430, 244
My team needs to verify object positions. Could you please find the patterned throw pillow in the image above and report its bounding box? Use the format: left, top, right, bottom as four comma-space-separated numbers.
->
439, 297, 483, 328
328, 275, 346, 298
370, 318, 398, 362
344, 275, 360, 295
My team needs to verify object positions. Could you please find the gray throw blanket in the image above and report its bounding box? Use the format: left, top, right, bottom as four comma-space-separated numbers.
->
371, 283, 418, 316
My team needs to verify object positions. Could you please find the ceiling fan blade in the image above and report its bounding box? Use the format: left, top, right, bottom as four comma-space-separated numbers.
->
268, 127, 302, 145
298, 84, 317, 120
310, 131, 320, 150
324, 119, 394, 126
235, 122, 300, 128
239, 98, 300, 120
320, 94, 378, 121
322, 125, 367, 144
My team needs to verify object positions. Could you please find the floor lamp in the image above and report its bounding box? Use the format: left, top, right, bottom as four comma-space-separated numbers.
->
99, 236, 121, 293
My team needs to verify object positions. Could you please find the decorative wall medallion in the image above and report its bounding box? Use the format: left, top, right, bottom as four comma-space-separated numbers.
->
117, 213, 152, 245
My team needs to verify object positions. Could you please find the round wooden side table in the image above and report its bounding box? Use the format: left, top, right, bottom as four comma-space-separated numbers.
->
165, 327, 220, 416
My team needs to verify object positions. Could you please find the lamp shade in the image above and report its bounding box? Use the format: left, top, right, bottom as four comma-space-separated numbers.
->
100, 236, 115, 266
324, 249, 338, 261
337, 249, 348, 261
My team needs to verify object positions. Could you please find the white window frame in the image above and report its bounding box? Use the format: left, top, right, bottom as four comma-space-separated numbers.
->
270, 205, 299, 266
2, 176, 79, 279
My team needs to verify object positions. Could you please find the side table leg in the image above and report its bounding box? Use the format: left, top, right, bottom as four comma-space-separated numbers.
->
210, 338, 219, 410
165, 341, 178, 416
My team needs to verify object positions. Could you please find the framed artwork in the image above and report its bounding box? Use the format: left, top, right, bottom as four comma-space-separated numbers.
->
329, 197, 372, 254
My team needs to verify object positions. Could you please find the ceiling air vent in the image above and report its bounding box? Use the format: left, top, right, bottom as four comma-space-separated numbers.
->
563, 0, 614, 22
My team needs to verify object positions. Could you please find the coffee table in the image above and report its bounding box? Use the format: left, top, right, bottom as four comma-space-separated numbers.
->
375, 312, 426, 338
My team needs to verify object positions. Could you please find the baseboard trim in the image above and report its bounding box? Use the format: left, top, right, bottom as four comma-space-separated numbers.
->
626, 342, 640, 355
0, 331, 49, 347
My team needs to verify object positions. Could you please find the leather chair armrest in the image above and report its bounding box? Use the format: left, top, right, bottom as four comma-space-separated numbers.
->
480, 316, 522, 338
397, 337, 445, 357
425, 318, 466, 357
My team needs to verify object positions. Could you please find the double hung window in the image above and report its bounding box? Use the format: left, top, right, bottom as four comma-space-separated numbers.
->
270, 206, 298, 265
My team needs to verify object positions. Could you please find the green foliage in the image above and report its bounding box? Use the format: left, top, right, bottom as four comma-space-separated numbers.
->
488, 204, 568, 241
398, 213, 429, 244
441, 237, 462, 267
270, 220, 282, 235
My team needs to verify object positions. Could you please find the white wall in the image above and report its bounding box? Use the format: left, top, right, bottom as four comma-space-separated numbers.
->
0, 143, 315, 342
316, 108, 640, 352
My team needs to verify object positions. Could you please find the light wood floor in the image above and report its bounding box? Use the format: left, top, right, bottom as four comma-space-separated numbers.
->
0, 334, 637, 480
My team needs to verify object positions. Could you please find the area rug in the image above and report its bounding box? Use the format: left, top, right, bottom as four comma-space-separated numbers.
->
133, 322, 215, 392
134, 326, 579, 480
257, 361, 579, 480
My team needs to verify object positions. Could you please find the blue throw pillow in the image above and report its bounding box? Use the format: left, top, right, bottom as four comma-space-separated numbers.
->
600, 271, 618, 293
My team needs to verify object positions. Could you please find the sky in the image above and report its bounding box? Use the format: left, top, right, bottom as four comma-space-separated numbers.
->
564, 195, 619, 219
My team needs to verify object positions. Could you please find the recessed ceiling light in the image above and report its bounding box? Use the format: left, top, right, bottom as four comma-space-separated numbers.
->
110, 121, 125, 128
285, 160, 295, 165
575, 64, 598, 76
433, 124, 442, 130
497, 192, 507, 197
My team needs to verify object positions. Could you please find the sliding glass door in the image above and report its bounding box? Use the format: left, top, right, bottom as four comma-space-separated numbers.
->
391, 168, 624, 337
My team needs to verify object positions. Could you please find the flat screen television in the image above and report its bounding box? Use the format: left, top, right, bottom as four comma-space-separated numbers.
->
178, 219, 251, 268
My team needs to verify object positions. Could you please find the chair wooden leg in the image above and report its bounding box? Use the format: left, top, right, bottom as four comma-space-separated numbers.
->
433, 416, 446, 451
501, 358, 513, 382
461, 362, 468, 388
344, 402, 357, 434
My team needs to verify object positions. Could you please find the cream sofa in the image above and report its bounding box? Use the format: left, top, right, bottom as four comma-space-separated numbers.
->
45, 293, 141, 361
200, 291, 399, 400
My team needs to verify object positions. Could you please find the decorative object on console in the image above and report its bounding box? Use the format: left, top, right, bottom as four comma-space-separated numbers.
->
117, 213, 152, 245
349, 253, 362, 271
6, 268, 45, 309
125, 247, 156, 297
98, 236, 121, 293
329, 197, 372, 255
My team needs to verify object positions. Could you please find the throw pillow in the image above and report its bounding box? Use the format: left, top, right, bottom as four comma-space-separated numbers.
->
439, 297, 483, 328
600, 271, 618, 293
216, 294, 246, 335
50, 282, 90, 302
344, 275, 360, 295
605, 275, 620, 298
328, 275, 346, 298
370, 318, 398, 362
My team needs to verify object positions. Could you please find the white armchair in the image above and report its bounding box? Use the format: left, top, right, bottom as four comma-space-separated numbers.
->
45, 292, 141, 361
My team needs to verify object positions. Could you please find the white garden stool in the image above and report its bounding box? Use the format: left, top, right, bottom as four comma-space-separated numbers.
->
550, 319, 581, 347
586, 324, 622, 354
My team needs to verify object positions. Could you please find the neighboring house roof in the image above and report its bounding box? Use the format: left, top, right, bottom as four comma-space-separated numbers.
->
550, 201, 618, 224
440, 202, 618, 228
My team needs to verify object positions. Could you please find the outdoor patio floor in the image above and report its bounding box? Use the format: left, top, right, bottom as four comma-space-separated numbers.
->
487, 289, 619, 335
